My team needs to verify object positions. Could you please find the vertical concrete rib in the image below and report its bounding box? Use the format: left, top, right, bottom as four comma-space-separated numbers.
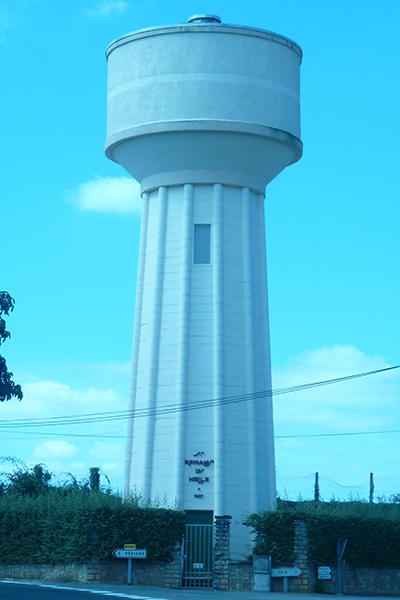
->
143, 186, 168, 501
258, 193, 276, 507
241, 187, 258, 512
175, 184, 193, 505
124, 192, 150, 496
213, 183, 225, 516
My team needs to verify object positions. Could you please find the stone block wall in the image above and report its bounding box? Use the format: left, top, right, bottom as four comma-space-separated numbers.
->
6, 520, 400, 595
0, 553, 181, 589
229, 562, 253, 591
271, 519, 400, 596
313, 565, 400, 596
0, 562, 88, 584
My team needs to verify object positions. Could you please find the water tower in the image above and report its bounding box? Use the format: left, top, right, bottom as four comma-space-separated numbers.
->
105, 15, 302, 559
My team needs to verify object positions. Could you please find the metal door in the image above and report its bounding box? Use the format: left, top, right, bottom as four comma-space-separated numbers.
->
181, 524, 214, 588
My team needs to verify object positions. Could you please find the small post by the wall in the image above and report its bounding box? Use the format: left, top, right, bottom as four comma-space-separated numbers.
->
253, 556, 271, 592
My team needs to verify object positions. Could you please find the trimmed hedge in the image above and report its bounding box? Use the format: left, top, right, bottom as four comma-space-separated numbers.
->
245, 500, 400, 569
306, 514, 400, 568
245, 511, 295, 563
0, 490, 185, 564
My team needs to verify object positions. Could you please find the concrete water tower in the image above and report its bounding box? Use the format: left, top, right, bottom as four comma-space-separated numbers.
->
105, 15, 302, 558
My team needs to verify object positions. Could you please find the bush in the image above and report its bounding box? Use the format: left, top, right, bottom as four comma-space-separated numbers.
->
245, 511, 295, 564
245, 500, 400, 569
0, 489, 185, 564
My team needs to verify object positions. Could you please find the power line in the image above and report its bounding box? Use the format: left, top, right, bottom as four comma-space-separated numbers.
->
275, 429, 400, 439
0, 429, 124, 439
1, 364, 398, 429
1, 426, 400, 443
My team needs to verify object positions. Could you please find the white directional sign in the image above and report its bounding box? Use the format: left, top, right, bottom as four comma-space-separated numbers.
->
112, 549, 147, 559
318, 566, 332, 580
271, 567, 302, 578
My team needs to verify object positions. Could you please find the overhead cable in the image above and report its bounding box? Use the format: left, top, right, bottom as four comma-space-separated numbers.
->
0, 364, 398, 428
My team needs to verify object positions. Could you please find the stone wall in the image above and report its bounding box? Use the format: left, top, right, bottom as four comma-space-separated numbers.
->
0, 550, 181, 588
6, 520, 400, 595
0, 562, 91, 584
313, 565, 400, 596
275, 519, 400, 596
229, 561, 253, 591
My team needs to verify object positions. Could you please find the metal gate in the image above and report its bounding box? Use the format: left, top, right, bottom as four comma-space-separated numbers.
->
181, 524, 214, 588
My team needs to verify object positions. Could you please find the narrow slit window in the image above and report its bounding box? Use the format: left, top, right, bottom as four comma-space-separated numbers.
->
194, 224, 211, 264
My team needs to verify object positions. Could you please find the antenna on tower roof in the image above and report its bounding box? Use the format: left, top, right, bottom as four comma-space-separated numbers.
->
188, 14, 221, 24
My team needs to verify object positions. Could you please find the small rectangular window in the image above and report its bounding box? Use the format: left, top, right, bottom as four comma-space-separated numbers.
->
194, 224, 211, 264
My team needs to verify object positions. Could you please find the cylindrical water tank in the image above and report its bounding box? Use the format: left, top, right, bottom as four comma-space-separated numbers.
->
106, 16, 302, 194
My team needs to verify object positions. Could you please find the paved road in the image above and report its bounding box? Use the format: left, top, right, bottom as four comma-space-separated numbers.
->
1, 580, 399, 600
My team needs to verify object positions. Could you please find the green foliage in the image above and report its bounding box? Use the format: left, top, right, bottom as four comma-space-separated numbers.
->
246, 499, 400, 569
0, 291, 23, 402
0, 461, 113, 498
244, 511, 295, 564
89, 467, 101, 492
5, 464, 52, 497
0, 461, 185, 564
306, 514, 400, 568
0, 489, 185, 564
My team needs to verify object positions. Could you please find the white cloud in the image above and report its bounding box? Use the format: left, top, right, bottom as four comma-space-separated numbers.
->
0, 379, 125, 418
33, 440, 80, 459
272, 345, 400, 499
273, 345, 398, 431
85, 1, 129, 18
66, 176, 141, 213
0, 378, 127, 488
0, 1, 43, 42
89, 441, 124, 460
3, 346, 399, 500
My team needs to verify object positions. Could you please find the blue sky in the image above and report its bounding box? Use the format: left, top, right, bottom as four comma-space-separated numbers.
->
1, 0, 400, 502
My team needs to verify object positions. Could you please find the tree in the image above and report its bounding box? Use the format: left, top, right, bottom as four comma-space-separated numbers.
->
0, 291, 22, 401
89, 466, 111, 492
5, 463, 52, 497
89, 467, 101, 491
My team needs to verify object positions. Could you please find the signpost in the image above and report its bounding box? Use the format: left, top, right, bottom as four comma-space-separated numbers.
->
318, 566, 332, 580
271, 567, 302, 592
112, 549, 147, 559
337, 539, 347, 596
112, 546, 147, 585
271, 567, 302, 577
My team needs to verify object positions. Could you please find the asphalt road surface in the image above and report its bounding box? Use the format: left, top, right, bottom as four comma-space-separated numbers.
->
1, 581, 399, 600
0, 581, 157, 599
0, 582, 207, 599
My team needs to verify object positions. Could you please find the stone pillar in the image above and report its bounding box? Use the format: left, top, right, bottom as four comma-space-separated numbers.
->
214, 515, 231, 590
293, 520, 310, 592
